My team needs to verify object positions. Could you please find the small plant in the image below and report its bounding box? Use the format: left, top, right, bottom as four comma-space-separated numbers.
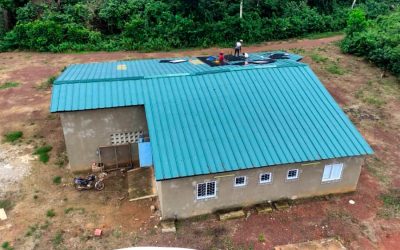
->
0, 82, 19, 90
46, 209, 56, 218
64, 207, 74, 214
1, 241, 13, 250
25, 224, 38, 237
33, 195, 38, 200
37, 76, 57, 90
112, 229, 122, 238
0, 199, 12, 210
52, 231, 63, 246
3, 131, 23, 143
33, 145, 52, 163
53, 176, 62, 185
258, 233, 265, 243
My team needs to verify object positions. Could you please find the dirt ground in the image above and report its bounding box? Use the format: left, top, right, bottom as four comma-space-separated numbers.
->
0, 35, 399, 249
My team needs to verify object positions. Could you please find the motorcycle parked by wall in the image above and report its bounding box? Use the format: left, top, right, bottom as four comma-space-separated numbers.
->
73, 172, 107, 191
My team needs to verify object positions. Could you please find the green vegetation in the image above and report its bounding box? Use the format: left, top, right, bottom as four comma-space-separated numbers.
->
52, 231, 63, 247
52, 176, 62, 185
37, 76, 57, 90
341, 7, 400, 77
33, 145, 52, 163
379, 190, 400, 218
310, 52, 328, 63
0, 199, 12, 210
0, 82, 19, 90
325, 61, 346, 75
1, 242, 13, 250
25, 224, 39, 237
258, 233, 265, 243
46, 209, 56, 218
3, 131, 23, 143
0, 1, 397, 52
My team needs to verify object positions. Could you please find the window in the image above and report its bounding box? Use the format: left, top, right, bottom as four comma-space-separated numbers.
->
259, 173, 272, 183
287, 169, 299, 180
197, 181, 216, 199
234, 176, 247, 187
110, 131, 143, 145
322, 163, 343, 182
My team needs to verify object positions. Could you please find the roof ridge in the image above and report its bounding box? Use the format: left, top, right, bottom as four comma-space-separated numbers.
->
54, 63, 307, 85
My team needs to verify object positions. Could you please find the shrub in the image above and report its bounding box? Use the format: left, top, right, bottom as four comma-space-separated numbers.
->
3, 131, 23, 142
0, 82, 19, 90
52, 176, 62, 185
342, 8, 400, 77
46, 209, 56, 218
1, 241, 13, 250
33, 145, 52, 163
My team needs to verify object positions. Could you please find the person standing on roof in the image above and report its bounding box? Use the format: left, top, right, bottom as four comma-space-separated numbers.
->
218, 52, 224, 64
234, 40, 243, 57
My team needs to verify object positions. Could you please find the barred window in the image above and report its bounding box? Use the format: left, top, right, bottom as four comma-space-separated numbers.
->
234, 176, 247, 187
259, 173, 272, 183
287, 169, 299, 180
197, 181, 216, 199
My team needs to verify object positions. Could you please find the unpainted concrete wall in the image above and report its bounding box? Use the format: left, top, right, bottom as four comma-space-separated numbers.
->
60, 106, 147, 172
157, 156, 364, 219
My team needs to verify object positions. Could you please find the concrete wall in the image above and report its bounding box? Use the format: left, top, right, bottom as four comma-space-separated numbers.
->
60, 106, 148, 172
157, 156, 365, 219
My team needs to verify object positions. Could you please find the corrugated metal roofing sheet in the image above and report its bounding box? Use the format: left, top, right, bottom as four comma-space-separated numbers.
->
55, 52, 302, 84
51, 54, 373, 180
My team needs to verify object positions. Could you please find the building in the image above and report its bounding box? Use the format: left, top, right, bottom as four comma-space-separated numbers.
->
50, 52, 373, 219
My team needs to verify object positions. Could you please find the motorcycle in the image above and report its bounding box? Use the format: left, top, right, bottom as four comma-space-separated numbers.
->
73, 172, 107, 191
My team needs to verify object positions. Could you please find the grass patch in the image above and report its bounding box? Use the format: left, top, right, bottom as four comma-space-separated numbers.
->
33, 145, 52, 163
25, 224, 39, 237
37, 76, 57, 90
325, 62, 345, 75
46, 209, 56, 218
52, 176, 62, 185
364, 157, 389, 185
0, 199, 12, 210
3, 131, 23, 143
64, 207, 85, 214
258, 233, 265, 243
1, 242, 13, 250
379, 189, 400, 218
301, 31, 344, 40
112, 229, 122, 238
0, 82, 19, 90
52, 231, 63, 247
310, 53, 328, 63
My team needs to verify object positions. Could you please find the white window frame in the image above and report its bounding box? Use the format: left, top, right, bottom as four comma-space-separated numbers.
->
322, 163, 343, 182
259, 172, 272, 184
287, 169, 299, 180
234, 176, 247, 187
196, 181, 217, 200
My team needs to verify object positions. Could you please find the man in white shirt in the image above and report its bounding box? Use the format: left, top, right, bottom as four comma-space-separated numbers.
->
234, 39, 243, 56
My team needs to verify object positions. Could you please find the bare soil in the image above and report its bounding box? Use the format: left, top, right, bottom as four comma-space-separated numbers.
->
1, 35, 399, 249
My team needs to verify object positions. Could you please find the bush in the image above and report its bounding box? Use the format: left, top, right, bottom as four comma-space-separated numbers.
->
52, 176, 62, 185
0, 0, 397, 52
3, 131, 23, 142
33, 145, 52, 163
46, 209, 56, 218
341, 8, 400, 77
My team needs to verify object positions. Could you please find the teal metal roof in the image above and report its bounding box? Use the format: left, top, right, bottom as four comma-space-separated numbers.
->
55, 52, 302, 84
51, 53, 373, 180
